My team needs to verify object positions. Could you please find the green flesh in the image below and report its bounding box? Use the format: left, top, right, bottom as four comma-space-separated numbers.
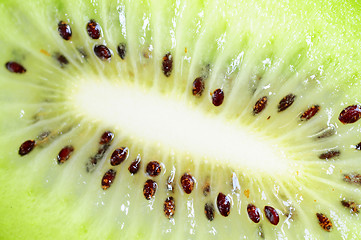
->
1, 0, 361, 239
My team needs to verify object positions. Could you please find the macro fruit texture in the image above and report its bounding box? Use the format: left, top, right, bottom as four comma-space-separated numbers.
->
1, 0, 361, 239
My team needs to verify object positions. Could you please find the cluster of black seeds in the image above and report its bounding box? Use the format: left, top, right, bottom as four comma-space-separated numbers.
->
142, 161, 162, 200
18, 132, 339, 229
57, 20, 127, 62
97, 131, 144, 190
14, 18, 361, 232
14, 19, 361, 127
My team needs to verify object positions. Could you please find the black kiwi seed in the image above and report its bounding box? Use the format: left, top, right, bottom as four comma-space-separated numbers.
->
217, 192, 231, 217
192, 77, 204, 96
146, 161, 161, 177
57, 21, 72, 40
253, 96, 268, 115
86, 20, 101, 39
278, 94, 296, 112
316, 213, 332, 232
247, 204, 261, 223
164, 196, 176, 219
180, 173, 195, 194
204, 202, 215, 221
128, 156, 141, 174
339, 105, 361, 124
117, 43, 126, 60
318, 150, 340, 160
110, 147, 129, 166
212, 88, 224, 107
143, 179, 157, 200
99, 131, 114, 145
264, 206, 279, 225
300, 105, 320, 120
101, 169, 116, 190
18, 140, 35, 156
5, 61, 26, 73
57, 145, 74, 164
162, 52, 173, 77
94, 45, 112, 61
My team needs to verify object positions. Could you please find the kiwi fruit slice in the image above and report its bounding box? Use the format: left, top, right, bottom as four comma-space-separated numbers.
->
1, 0, 361, 239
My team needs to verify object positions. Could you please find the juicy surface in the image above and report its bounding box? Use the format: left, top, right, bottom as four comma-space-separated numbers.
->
1, 0, 361, 239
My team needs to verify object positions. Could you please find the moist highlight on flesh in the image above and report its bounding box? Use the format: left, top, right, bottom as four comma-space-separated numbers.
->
1, 0, 361, 239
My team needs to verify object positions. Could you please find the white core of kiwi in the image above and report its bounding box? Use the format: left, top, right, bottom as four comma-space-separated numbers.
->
72, 80, 292, 174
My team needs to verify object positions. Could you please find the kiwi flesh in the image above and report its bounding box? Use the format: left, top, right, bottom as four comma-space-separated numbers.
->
1, 0, 361, 239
